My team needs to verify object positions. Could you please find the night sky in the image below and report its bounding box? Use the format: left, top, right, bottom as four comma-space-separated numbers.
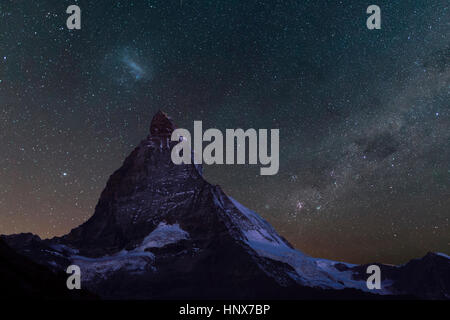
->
0, 1, 448, 264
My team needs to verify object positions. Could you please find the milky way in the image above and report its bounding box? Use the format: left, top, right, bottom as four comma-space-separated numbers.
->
0, 1, 448, 264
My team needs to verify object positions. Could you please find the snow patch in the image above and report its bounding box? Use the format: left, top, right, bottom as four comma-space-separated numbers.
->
72, 250, 155, 282
228, 196, 392, 294
137, 222, 189, 250
70, 222, 189, 282
229, 197, 291, 248
436, 252, 450, 259
50, 243, 79, 255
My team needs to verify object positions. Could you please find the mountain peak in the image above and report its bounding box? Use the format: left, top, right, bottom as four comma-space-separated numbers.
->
150, 110, 176, 136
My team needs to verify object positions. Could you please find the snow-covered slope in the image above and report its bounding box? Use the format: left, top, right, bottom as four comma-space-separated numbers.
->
69, 222, 189, 282
226, 196, 391, 294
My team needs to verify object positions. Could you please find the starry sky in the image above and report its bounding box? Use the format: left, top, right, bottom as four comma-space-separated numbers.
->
0, 1, 448, 264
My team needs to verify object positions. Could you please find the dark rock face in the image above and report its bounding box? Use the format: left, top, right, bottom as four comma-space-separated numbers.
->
390, 253, 449, 299
149, 110, 177, 136
62, 111, 204, 256
0, 238, 95, 299
1, 112, 449, 300
349, 253, 450, 300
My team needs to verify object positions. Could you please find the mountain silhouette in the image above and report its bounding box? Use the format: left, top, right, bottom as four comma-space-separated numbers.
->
0, 237, 95, 299
2, 111, 448, 299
